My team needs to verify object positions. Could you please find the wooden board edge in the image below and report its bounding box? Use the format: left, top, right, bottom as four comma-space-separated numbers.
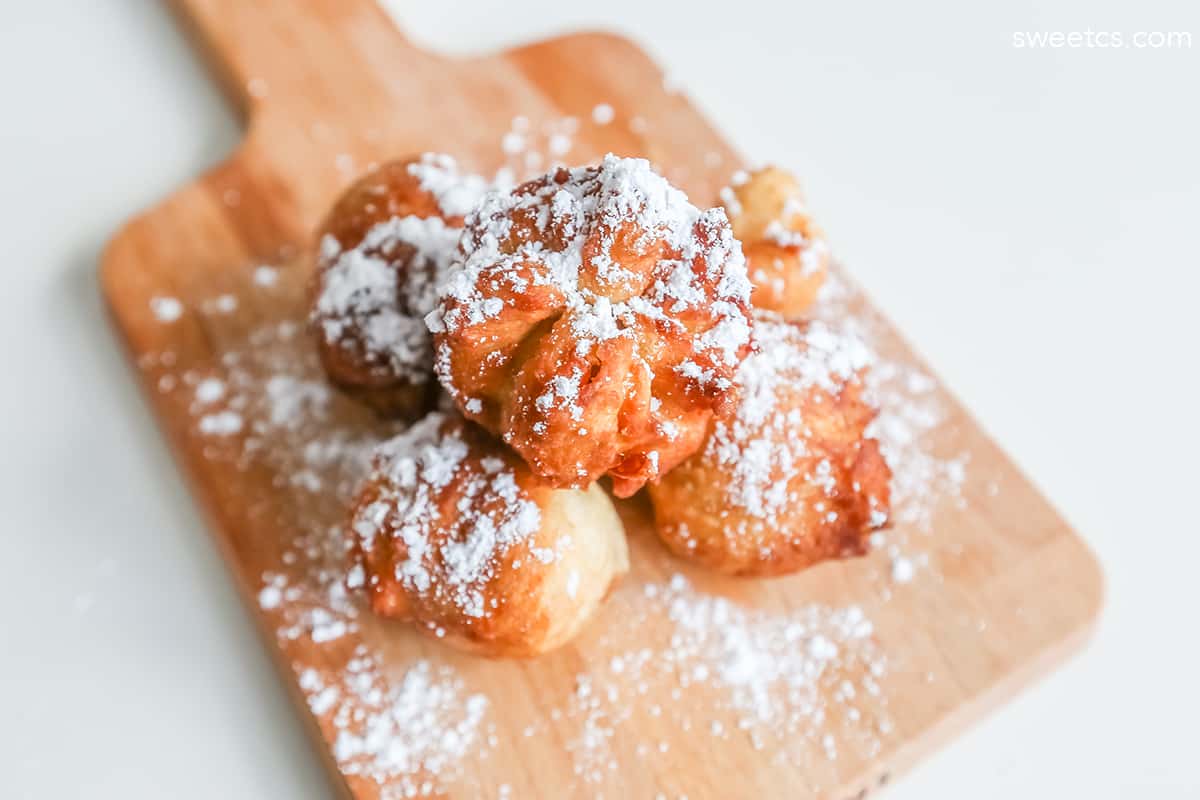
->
844, 583, 1102, 799
501, 28, 657, 65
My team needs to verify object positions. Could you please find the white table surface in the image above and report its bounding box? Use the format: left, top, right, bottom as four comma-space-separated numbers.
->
3, 1, 1198, 797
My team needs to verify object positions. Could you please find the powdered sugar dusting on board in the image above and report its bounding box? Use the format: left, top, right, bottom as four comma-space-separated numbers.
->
523, 574, 890, 792
141, 264, 495, 798
149, 295, 183, 322
495, 114, 581, 180
299, 648, 491, 799
813, 269, 970, 582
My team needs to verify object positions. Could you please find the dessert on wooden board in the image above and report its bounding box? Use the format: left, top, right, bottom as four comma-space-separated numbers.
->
311, 154, 492, 418
310, 152, 889, 656
349, 411, 628, 658
721, 166, 830, 318
428, 155, 753, 497
647, 314, 891, 576
103, 12, 1101, 796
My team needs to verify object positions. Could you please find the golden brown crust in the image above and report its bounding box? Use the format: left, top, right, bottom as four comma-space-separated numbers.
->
647, 316, 891, 576
721, 167, 829, 318
428, 155, 754, 497
322, 160, 457, 245
348, 412, 629, 657
309, 155, 483, 419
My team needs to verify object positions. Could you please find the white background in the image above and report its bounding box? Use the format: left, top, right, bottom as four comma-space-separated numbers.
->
3, 0, 1198, 797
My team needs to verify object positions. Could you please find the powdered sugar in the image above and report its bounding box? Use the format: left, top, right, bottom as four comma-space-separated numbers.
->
890, 555, 915, 583
263, 374, 332, 429
314, 214, 461, 382
153, 271, 492, 798
813, 271, 969, 579
656, 576, 884, 732
406, 152, 493, 218
706, 316, 875, 523
429, 154, 752, 397
193, 377, 226, 405
299, 649, 490, 799
149, 295, 182, 322
198, 409, 243, 436
354, 413, 543, 618
536, 367, 584, 420
253, 265, 279, 286
311, 152, 505, 387
496, 115, 581, 179
865, 358, 968, 532
532, 575, 890, 790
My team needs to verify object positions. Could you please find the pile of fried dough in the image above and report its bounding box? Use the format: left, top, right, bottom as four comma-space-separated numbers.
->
309, 153, 890, 657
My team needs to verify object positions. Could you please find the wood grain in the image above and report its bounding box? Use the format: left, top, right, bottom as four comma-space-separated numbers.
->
101, 1, 1103, 797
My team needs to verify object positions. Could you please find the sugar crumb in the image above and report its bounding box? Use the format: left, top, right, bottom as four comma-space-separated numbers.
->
150, 296, 183, 322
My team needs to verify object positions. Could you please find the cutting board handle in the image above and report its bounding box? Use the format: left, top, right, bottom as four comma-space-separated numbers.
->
170, 0, 422, 119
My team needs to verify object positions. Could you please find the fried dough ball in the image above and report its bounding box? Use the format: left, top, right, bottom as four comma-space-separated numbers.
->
720, 167, 829, 318
427, 155, 754, 497
310, 154, 489, 418
647, 315, 891, 576
348, 412, 630, 658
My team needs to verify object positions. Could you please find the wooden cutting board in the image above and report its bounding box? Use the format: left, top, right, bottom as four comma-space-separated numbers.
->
101, 1, 1103, 797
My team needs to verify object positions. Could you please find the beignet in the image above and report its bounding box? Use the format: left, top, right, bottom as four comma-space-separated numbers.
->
647, 315, 890, 576
721, 167, 829, 318
348, 412, 629, 657
311, 154, 488, 417
427, 154, 754, 496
